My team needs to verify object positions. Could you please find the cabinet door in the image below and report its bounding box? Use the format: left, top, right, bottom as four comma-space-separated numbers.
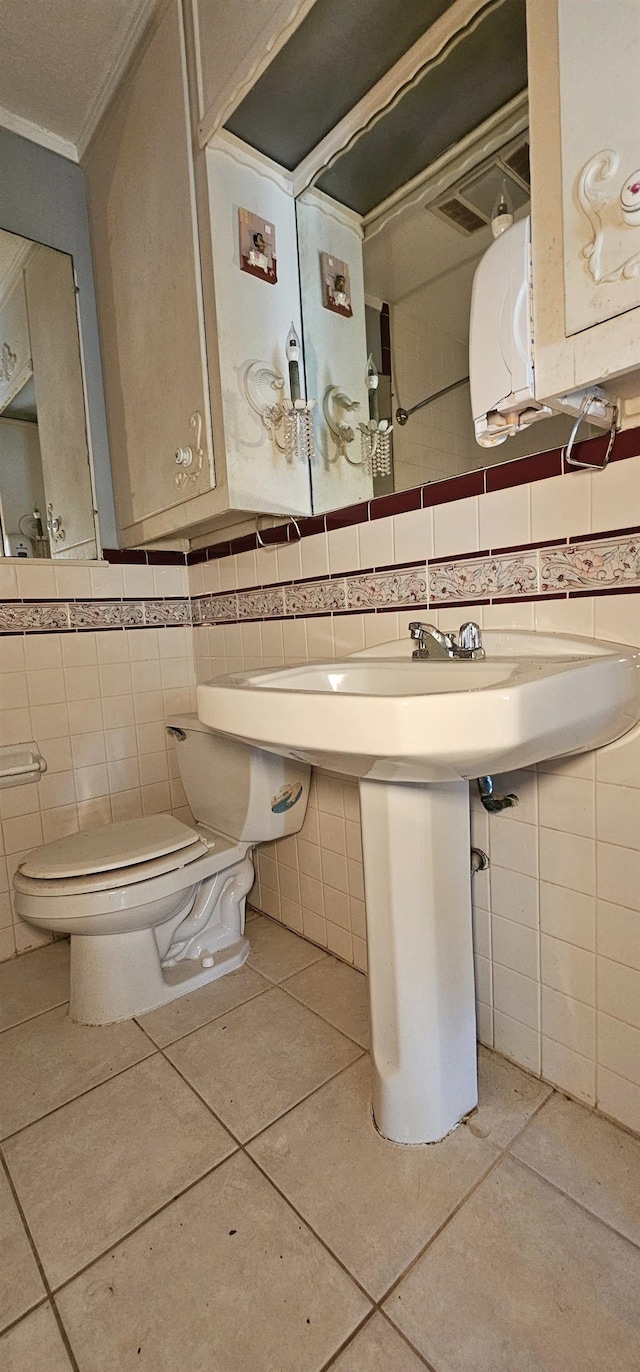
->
558, 0, 640, 336
528, 0, 640, 404
86, 0, 213, 530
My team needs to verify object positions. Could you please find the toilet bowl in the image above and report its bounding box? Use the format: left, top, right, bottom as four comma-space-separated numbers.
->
14, 714, 310, 1024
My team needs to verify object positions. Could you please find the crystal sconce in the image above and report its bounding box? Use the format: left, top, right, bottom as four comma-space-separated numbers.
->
244, 324, 315, 464
323, 354, 392, 476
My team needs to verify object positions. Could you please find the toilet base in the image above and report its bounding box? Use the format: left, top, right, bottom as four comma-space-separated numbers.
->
69, 927, 250, 1025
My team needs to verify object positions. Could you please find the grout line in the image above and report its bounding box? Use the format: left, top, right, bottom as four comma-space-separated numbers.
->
0, 996, 70, 1038
0, 1044, 158, 1147
48, 1149, 240, 1298
0, 1296, 49, 1343
504, 1151, 640, 1256
0, 1151, 81, 1372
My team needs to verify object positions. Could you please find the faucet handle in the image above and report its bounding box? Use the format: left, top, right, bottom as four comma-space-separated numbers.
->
458, 622, 484, 657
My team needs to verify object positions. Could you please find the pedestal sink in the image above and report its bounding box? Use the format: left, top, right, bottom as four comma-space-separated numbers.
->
197, 629, 640, 1144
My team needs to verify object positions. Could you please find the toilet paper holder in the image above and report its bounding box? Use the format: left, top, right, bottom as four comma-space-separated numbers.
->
0, 743, 47, 790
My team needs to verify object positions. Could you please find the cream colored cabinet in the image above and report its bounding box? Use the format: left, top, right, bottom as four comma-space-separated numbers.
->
85, 0, 215, 541
528, 0, 640, 416
86, 0, 312, 546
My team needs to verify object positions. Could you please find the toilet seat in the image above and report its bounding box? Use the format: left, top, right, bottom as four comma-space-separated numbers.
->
19, 814, 203, 881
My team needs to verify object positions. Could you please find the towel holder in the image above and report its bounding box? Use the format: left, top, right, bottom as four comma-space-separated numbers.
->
0, 743, 47, 790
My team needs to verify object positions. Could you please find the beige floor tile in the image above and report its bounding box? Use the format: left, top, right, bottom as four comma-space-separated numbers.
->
247, 914, 326, 982
511, 1092, 640, 1246
5, 1056, 236, 1287
57, 1152, 370, 1372
137, 964, 270, 1047
166, 987, 361, 1141
248, 1057, 498, 1299
331, 1314, 427, 1370
0, 942, 69, 1031
469, 1047, 552, 1148
0, 1304, 72, 1371
284, 958, 370, 1048
0, 1166, 44, 1333
385, 1156, 640, 1371
0, 1005, 153, 1138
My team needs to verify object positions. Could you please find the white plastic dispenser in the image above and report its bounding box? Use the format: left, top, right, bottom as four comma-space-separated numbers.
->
469, 216, 612, 448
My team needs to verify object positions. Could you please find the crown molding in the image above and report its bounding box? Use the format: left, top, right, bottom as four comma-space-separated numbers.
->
208, 130, 296, 196
75, 0, 159, 160
0, 104, 78, 162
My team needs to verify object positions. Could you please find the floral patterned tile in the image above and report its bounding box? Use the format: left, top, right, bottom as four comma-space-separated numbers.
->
143, 599, 192, 625
540, 536, 640, 593
201, 594, 238, 624
237, 588, 286, 619
346, 567, 428, 610
0, 602, 70, 632
429, 552, 539, 604
284, 580, 346, 615
69, 601, 144, 628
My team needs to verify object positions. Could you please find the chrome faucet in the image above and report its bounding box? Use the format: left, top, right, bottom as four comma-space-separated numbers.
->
408, 620, 484, 660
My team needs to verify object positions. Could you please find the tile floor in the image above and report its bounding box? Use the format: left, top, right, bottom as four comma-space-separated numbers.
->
1, 914, 640, 1371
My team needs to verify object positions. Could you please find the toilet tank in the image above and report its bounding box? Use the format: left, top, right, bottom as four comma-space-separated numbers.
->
166, 713, 310, 842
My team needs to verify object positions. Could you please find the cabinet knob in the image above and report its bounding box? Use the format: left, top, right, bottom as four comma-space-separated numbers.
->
175, 446, 193, 468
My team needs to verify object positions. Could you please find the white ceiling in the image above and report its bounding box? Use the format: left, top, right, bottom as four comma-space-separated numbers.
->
0, 0, 158, 160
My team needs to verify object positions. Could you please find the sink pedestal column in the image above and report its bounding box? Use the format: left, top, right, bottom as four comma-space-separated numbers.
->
359, 777, 477, 1144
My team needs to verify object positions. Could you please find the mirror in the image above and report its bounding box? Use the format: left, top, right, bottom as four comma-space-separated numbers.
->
0, 228, 98, 559
296, 116, 597, 515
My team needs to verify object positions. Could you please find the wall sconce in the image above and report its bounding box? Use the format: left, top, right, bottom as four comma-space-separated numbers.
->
323, 355, 392, 477
243, 324, 315, 464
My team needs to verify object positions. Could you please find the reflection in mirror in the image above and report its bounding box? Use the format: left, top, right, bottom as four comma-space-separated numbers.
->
0, 228, 97, 559
298, 110, 598, 515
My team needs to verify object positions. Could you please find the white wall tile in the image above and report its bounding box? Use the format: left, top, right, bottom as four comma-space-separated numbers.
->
539, 828, 595, 894
530, 471, 590, 541
597, 899, 640, 972
542, 985, 595, 1058
542, 1037, 595, 1105
432, 496, 479, 557
478, 485, 530, 550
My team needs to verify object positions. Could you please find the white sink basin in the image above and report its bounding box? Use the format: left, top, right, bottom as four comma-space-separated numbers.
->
197, 630, 640, 783
197, 628, 640, 1148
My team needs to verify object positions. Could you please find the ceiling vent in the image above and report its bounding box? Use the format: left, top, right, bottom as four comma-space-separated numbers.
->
430, 134, 530, 236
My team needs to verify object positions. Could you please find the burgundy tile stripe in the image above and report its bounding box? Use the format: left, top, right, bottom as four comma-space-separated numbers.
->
183, 425, 640, 564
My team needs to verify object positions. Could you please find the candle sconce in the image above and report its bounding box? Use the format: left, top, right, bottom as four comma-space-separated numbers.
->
243, 361, 315, 464
323, 385, 393, 476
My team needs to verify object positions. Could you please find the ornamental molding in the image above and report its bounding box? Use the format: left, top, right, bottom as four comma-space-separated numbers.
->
577, 149, 640, 285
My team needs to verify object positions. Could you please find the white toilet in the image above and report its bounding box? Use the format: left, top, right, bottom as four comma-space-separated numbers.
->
14, 714, 310, 1025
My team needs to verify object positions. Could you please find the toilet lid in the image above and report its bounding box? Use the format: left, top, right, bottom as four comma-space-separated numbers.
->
20, 815, 202, 880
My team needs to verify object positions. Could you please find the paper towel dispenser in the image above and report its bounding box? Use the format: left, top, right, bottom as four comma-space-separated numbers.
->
469, 216, 613, 448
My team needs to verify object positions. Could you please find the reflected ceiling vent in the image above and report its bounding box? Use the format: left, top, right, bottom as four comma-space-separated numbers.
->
430, 135, 530, 235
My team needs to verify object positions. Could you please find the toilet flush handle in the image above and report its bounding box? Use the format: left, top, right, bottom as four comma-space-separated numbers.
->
166, 726, 186, 741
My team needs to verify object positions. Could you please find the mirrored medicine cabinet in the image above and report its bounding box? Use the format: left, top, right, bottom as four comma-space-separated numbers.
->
224, 0, 597, 518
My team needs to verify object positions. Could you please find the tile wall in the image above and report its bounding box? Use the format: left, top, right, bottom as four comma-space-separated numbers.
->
2, 436, 640, 1136
0, 557, 195, 961
189, 447, 640, 1137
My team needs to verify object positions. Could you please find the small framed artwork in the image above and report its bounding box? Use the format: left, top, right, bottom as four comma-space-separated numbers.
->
238, 208, 277, 284
320, 252, 352, 317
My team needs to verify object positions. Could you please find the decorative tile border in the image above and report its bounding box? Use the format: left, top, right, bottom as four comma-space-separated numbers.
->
191, 530, 640, 627
540, 536, 640, 594
3, 532, 640, 636
429, 552, 538, 604
0, 598, 192, 635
